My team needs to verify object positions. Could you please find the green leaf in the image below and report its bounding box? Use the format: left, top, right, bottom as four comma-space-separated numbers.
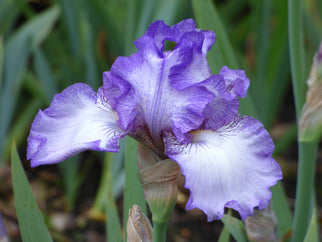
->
152, 0, 184, 25
4, 97, 42, 160
292, 141, 318, 241
0, 5, 60, 162
191, 0, 257, 119
91, 142, 125, 217
274, 123, 297, 156
288, 0, 307, 117
123, 137, 146, 241
250, 0, 272, 121
11, 143, 52, 242
271, 182, 293, 238
124, 0, 143, 56
304, 208, 319, 242
0, 0, 18, 35
79, 12, 98, 89
33, 47, 58, 103
105, 153, 122, 242
0, 36, 3, 88
218, 225, 230, 242
59, 0, 80, 56
59, 155, 81, 209
192, 0, 238, 73
221, 214, 248, 242
136, 0, 158, 38
262, 0, 290, 127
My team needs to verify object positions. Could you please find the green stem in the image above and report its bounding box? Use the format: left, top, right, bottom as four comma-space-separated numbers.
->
292, 142, 318, 241
288, 1, 319, 241
288, 0, 306, 116
152, 221, 168, 242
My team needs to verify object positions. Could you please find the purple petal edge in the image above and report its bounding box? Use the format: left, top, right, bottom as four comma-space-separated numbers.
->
27, 83, 125, 167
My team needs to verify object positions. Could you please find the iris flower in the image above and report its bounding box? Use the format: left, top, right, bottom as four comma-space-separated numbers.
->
27, 19, 282, 221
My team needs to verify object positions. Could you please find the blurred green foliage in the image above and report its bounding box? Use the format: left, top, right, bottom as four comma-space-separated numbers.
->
1, 0, 321, 241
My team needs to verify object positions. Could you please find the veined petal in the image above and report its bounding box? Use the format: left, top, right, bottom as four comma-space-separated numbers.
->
103, 19, 215, 146
203, 97, 239, 131
164, 116, 282, 221
200, 75, 239, 130
219, 66, 250, 99
27, 83, 125, 167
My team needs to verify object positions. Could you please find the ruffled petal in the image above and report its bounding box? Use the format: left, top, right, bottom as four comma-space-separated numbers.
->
164, 116, 282, 221
203, 97, 239, 130
27, 83, 126, 167
103, 19, 215, 146
200, 75, 239, 130
219, 66, 250, 99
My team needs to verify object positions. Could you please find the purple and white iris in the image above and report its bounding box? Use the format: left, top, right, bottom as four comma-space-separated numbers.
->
27, 19, 282, 221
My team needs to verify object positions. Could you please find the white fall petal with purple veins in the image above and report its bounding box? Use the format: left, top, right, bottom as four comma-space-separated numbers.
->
164, 115, 282, 221
27, 19, 282, 221
27, 84, 126, 167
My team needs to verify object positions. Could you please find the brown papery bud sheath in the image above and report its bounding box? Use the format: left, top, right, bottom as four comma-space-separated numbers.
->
127, 205, 153, 242
245, 203, 278, 242
299, 42, 322, 142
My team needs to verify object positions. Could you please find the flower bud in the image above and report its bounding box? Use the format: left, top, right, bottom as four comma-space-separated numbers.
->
299, 42, 322, 142
245, 203, 277, 242
138, 144, 180, 223
127, 205, 153, 242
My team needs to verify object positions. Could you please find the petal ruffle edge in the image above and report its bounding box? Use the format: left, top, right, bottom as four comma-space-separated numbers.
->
164, 115, 282, 221
27, 83, 126, 167
103, 19, 215, 145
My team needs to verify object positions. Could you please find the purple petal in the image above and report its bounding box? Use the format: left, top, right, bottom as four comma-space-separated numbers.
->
164, 115, 282, 221
103, 19, 216, 146
219, 66, 250, 99
200, 75, 239, 130
203, 97, 239, 131
27, 83, 126, 167
140, 20, 174, 54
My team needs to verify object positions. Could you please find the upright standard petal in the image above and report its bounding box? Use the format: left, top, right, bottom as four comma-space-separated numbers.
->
103, 19, 215, 146
164, 116, 282, 221
219, 66, 250, 99
201, 75, 239, 131
27, 83, 126, 167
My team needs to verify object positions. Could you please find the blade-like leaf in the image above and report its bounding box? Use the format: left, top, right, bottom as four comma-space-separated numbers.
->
0, 0, 18, 35
59, 0, 80, 56
0, 36, 3, 88
191, 0, 257, 118
218, 224, 230, 242
11, 143, 52, 241
221, 214, 248, 242
192, 0, 238, 72
0, 5, 60, 162
152, 0, 184, 25
304, 208, 319, 242
123, 137, 146, 241
271, 182, 293, 239
105, 153, 122, 242
136, 0, 158, 38
4, 97, 42, 160
59, 155, 81, 209
33, 47, 58, 103
251, 0, 272, 120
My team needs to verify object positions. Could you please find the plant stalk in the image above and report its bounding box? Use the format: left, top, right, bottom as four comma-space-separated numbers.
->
153, 221, 168, 242
292, 142, 318, 241
288, 0, 319, 241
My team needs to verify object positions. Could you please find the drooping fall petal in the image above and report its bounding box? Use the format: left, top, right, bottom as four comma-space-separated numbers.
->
164, 116, 282, 221
27, 83, 126, 167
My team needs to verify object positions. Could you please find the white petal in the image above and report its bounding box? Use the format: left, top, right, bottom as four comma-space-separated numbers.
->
27, 83, 125, 167
164, 116, 282, 221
